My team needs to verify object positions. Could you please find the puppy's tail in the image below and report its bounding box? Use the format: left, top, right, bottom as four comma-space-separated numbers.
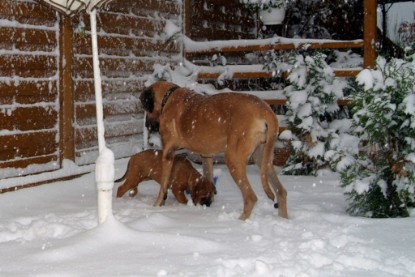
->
115, 160, 130, 183
114, 173, 126, 183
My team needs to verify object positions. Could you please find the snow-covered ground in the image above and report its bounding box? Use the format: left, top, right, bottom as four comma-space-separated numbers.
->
1, 159, 414, 276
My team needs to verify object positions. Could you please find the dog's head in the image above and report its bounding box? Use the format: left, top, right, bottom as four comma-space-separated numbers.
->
139, 81, 180, 133
190, 176, 215, 207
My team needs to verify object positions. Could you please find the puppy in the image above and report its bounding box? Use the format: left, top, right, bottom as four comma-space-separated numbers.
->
116, 149, 215, 206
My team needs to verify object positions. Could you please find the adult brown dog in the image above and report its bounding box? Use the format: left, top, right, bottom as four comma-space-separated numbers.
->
140, 81, 288, 220
116, 149, 215, 206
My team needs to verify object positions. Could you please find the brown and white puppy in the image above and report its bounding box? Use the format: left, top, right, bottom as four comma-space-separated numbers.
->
116, 149, 215, 206
140, 81, 288, 220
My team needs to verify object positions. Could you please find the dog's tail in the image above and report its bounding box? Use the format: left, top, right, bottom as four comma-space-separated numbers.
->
259, 111, 279, 201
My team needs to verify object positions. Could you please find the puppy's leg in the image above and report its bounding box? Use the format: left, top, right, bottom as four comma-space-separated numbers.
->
116, 160, 138, 198
116, 173, 144, 198
172, 184, 188, 204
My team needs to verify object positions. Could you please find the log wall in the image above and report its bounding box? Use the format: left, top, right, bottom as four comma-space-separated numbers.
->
71, 0, 181, 165
184, 0, 257, 41
0, 0, 60, 178
0, 0, 181, 179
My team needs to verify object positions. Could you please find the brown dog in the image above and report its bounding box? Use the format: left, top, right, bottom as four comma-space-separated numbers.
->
116, 149, 215, 206
140, 81, 288, 220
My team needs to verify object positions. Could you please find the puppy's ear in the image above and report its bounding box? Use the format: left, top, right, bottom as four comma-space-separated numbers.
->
140, 87, 154, 112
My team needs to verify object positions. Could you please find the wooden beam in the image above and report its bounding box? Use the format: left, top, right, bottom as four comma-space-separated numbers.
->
0, 172, 88, 194
59, 15, 75, 164
265, 99, 350, 107
184, 0, 192, 37
363, 0, 377, 68
186, 40, 364, 54
333, 69, 361, 78
197, 69, 360, 80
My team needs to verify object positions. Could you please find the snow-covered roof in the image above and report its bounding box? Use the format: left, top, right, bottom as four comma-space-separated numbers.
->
37, 0, 113, 15
378, 0, 415, 3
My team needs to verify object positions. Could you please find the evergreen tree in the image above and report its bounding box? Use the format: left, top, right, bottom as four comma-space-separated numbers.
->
278, 52, 346, 175
333, 56, 415, 217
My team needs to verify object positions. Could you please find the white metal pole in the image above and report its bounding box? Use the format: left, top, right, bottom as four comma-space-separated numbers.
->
90, 8, 115, 225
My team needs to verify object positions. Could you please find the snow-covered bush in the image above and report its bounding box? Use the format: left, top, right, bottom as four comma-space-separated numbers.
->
271, 52, 347, 175
333, 56, 415, 218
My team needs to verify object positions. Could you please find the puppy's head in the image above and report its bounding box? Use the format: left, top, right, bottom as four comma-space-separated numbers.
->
139, 81, 179, 133
191, 176, 215, 207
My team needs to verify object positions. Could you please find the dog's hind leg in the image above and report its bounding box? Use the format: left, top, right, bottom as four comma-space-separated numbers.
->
251, 146, 275, 201
252, 146, 288, 219
270, 168, 288, 218
225, 143, 257, 220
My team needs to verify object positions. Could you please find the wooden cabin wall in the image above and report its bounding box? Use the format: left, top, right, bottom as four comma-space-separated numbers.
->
185, 0, 257, 41
71, 0, 181, 165
0, 0, 181, 179
184, 0, 257, 67
0, 0, 60, 178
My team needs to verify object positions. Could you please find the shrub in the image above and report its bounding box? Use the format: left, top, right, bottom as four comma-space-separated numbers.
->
333, 56, 415, 217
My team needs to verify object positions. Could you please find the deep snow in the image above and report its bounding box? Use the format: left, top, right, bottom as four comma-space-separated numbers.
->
1, 159, 414, 276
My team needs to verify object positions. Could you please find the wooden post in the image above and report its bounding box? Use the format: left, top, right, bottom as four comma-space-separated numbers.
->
183, 0, 192, 60
183, 0, 192, 38
363, 0, 377, 69
59, 14, 75, 164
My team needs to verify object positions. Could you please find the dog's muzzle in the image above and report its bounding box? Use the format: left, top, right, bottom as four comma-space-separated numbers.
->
145, 117, 160, 133
201, 197, 212, 207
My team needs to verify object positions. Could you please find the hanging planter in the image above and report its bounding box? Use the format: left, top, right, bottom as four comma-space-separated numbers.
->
240, 0, 286, 25
259, 6, 286, 25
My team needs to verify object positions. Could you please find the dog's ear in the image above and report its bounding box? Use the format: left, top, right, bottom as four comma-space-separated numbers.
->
140, 87, 154, 112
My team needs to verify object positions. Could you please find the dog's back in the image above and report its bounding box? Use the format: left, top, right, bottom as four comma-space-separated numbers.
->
169, 92, 279, 158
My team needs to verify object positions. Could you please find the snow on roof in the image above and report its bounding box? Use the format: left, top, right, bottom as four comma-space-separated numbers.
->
38, 0, 113, 15
379, 0, 415, 3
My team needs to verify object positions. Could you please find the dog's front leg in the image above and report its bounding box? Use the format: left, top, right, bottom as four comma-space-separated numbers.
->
202, 156, 214, 183
154, 148, 174, 206
202, 156, 217, 195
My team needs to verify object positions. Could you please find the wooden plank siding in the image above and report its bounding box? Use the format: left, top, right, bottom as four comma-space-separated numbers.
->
71, 0, 181, 165
0, 0, 181, 181
0, 0, 60, 177
184, 0, 257, 41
